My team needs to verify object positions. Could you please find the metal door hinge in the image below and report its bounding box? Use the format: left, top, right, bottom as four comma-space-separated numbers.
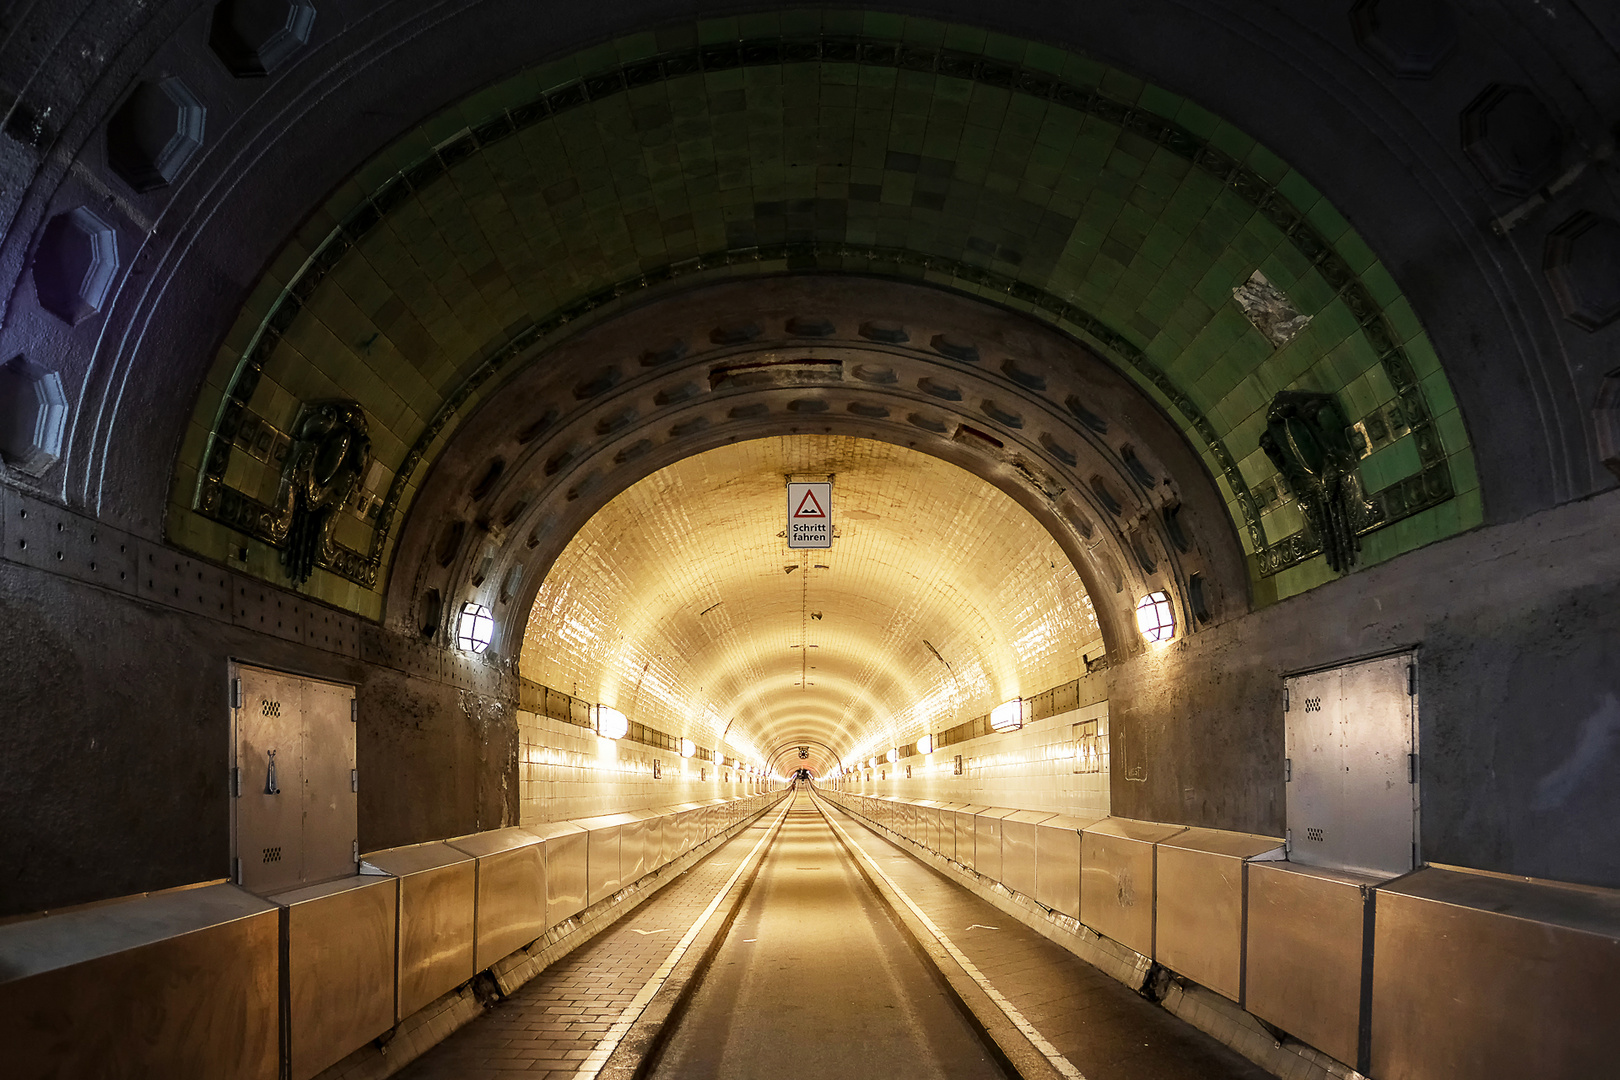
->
1284, 757, 1292, 782
1408, 664, 1416, 696
350, 699, 357, 723
233, 857, 242, 885
352, 839, 359, 863
350, 768, 358, 793
231, 767, 242, 797
230, 677, 242, 710
1283, 686, 1290, 711
1408, 753, 1418, 784
1285, 829, 1293, 854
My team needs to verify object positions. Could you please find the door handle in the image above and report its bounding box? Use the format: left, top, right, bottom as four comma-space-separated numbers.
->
265, 749, 281, 795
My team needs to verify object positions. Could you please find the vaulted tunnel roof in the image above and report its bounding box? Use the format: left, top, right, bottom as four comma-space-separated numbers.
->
169, 18, 1479, 633
521, 435, 1102, 776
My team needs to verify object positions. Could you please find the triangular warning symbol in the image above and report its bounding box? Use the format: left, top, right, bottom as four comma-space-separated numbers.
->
794, 490, 826, 518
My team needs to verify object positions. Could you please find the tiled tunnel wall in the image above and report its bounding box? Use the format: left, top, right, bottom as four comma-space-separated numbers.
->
522, 437, 1102, 771
840, 700, 1112, 818
517, 710, 770, 822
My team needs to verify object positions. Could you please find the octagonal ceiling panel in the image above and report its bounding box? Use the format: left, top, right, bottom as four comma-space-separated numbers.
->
521, 435, 1100, 774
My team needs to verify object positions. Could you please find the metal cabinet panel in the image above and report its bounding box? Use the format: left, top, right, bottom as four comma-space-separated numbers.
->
531, 822, 587, 924
640, 813, 665, 873
449, 827, 546, 969
1285, 653, 1417, 877
1079, 819, 1185, 958
1246, 861, 1384, 1068
1371, 867, 1620, 1080
954, 805, 989, 868
1153, 827, 1283, 1002
272, 876, 397, 1080
974, 807, 1019, 883
621, 810, 658, 885
935, 803, 968, 860
1035, 815, 1097, 919
579, 813, 637, 905
914, 801, 942, 852
364, 841, 476, 1021
232, 663, 357, 895
0, 884, 279, 1080
1001, 810, 1055, 898
665, 803, 701, 862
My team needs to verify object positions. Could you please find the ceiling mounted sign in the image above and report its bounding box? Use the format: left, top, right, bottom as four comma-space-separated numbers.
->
787, 482, 832, 549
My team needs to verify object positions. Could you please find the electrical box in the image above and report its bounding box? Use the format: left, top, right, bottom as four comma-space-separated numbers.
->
231, 662, 357, 894
1284, 652, 1419, 877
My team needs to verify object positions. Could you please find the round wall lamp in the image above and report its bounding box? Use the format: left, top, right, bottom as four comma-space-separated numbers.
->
1135, 590, 1176, 643
592, 704, 628, 740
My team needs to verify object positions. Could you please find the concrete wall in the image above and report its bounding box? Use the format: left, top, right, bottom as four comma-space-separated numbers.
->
1108, 488, 1620, 889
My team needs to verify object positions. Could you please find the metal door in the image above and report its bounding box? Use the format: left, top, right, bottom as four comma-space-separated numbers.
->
1284, 653, 1418, 877
232, 662, 357, 894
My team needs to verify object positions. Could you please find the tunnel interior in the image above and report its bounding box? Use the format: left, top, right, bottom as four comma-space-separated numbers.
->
1, 3, 1619, 1080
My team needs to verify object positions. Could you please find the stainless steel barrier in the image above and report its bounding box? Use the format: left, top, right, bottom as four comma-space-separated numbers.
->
363, 840, 477, 1021
1370, 866, 1620, 1080
973, 806, 1019, 883
0, 790, 788, 1080
577, 813, 636, 906
271, 875, 397, 1080
530, 820, 588, 924
1153, 826, 1283, 1002
0, 882, 280, 1080
1034, 813, 1098, 920
1001, 809, 1055, 899
1080, 818, 1186, 958
449, 825, 547, 970
954, 804, 989, 868
1245, 860, 1384, 1068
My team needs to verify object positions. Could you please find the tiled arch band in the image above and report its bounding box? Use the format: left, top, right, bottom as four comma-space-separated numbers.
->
192, 28, 1460, 599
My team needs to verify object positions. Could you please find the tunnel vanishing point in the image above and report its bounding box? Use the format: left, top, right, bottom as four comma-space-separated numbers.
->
1, 2, 1618, 1078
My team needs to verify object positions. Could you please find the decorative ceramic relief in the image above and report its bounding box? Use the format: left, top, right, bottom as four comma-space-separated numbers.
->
1259, 392, 1374, 573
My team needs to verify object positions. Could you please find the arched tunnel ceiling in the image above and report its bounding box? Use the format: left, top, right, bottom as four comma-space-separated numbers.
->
520, 435, 1101, 777
168, 16, 1481, 620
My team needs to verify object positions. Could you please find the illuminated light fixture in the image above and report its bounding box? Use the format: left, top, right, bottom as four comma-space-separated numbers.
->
680, 738, 696, 758
867, 757, 876, 769
1136, 590, 1176, 643
456, 602, 494, 653
886, 748, 898, 763
990, 698, 1025, 733
917, 733, 934, 755
592, 704, 628, 740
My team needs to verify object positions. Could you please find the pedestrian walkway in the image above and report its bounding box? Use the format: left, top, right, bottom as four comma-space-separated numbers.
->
649, 797, 1003, 1079
818, 798, 1272, 1080
396, 810, 783, 1080
396, 794, 1274, 1080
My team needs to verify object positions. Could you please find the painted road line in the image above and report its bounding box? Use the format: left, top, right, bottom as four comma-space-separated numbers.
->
820, 800, 1088, 1080
571, 801, 791, 1080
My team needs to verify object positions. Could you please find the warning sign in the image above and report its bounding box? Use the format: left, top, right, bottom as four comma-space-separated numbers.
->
787, 482, 832, 549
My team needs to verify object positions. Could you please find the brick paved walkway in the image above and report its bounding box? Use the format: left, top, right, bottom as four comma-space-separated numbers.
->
396, 813, 781, 1080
